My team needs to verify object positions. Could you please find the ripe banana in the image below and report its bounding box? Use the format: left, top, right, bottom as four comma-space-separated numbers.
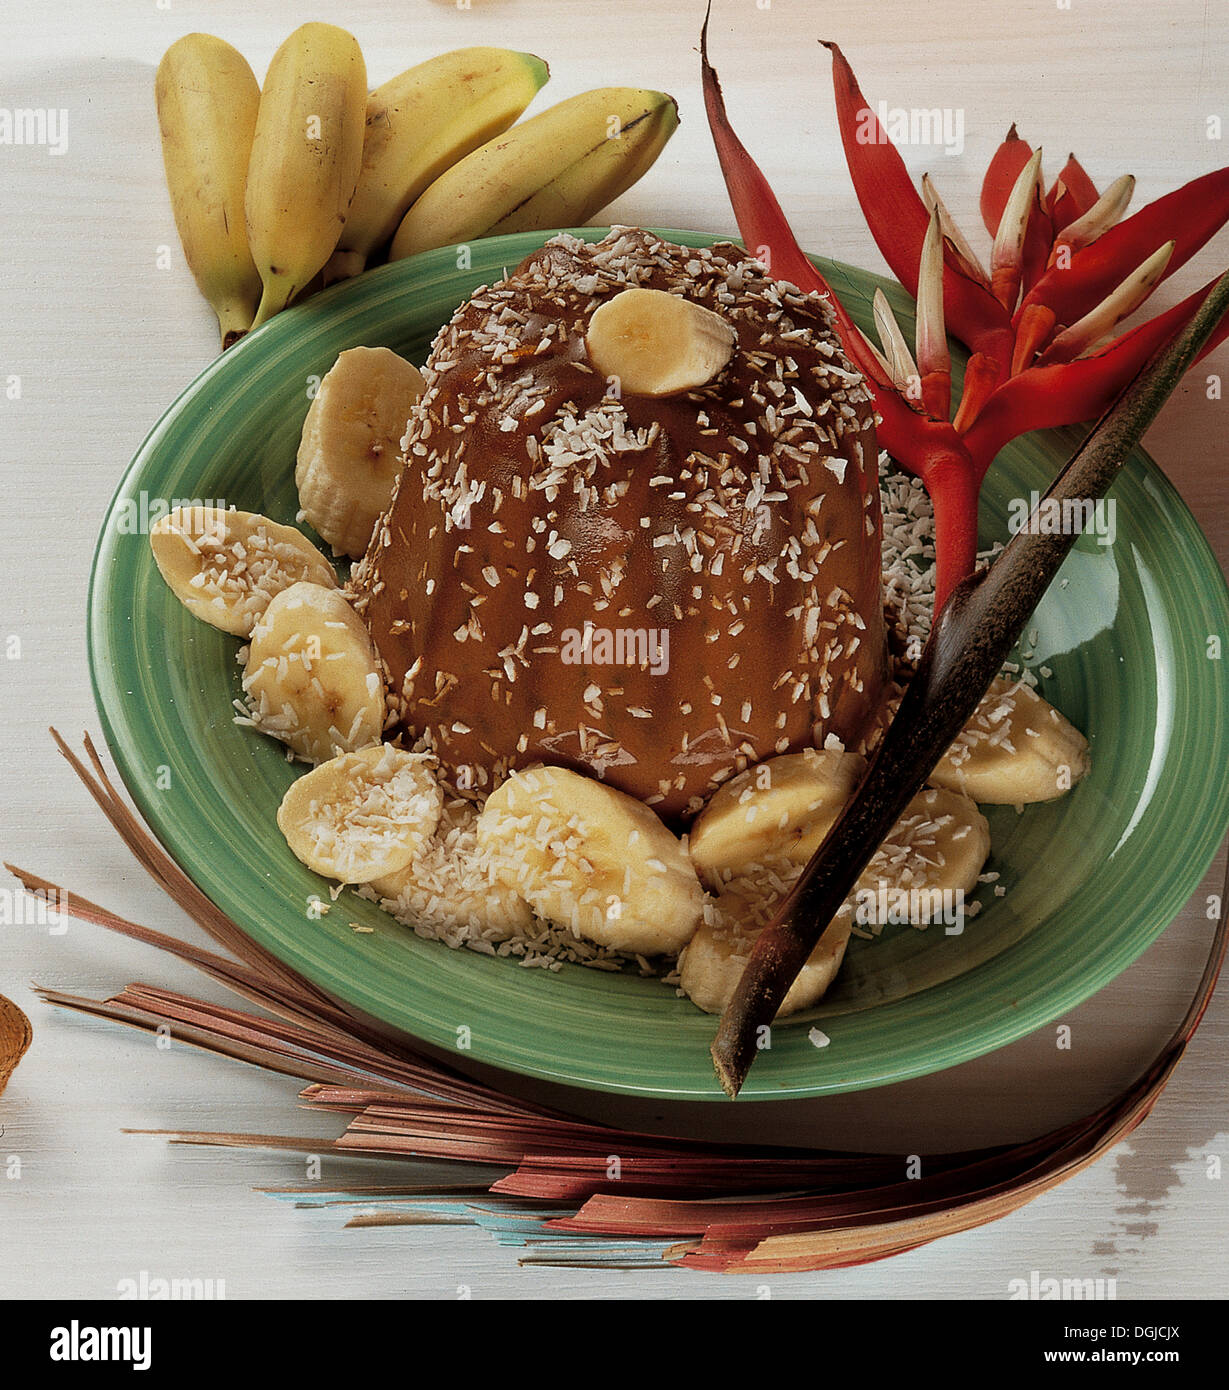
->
930, 678, 1090, 803
245, 23, 367, 328
474, 765, 704, 956
295, 346, 426, 558
680, 785, 990, 1016
369, 797, 536, 941
241, 580, 385, 764
325, 46, 550, 281
278, 744, 443, 883
585, 288, 736, 396
388, 87, 679, 261
155, 34, 263, 349
150, 505, 337, 636
687, 746, 866, 889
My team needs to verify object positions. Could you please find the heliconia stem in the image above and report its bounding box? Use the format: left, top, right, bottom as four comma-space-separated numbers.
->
1010, 303, 1058, 376
921, 370, 951, 421
1048, 173, 1135, 263
925, 454, 983, 609
951, 352, 1001, 434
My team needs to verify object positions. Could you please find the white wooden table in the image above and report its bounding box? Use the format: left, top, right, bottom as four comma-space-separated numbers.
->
1, 0, 1225, 1300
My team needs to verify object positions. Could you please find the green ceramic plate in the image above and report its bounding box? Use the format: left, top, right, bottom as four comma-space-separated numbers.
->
89, 228, 1229, 1100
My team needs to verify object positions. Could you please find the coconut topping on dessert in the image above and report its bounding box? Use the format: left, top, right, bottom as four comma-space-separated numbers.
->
351, 227, 888, 819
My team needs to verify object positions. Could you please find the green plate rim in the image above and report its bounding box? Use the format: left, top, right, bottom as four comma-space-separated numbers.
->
88, 226, 1229, 1101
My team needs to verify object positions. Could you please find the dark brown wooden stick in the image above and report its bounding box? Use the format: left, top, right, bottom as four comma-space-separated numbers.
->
712, 268, 1229, 1098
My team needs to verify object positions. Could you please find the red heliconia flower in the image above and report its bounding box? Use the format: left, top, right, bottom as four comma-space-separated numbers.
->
700, 14, 1229, 611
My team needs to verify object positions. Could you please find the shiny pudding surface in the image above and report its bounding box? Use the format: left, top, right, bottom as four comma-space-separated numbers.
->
353, 228, 887, 820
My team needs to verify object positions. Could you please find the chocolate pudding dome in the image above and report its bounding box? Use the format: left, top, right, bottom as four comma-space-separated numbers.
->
351, 227, 888, 820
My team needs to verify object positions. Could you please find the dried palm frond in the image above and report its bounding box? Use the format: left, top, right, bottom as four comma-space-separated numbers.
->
7, 730, 1225, 1272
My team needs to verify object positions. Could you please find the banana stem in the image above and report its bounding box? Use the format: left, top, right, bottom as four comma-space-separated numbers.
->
250, 280, 295, 332
215, 298, 256, 352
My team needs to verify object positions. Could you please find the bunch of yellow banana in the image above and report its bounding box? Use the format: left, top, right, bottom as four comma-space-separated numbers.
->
389, 88, 679, 260
154, 26, 677, 350
323, 46, 550, 282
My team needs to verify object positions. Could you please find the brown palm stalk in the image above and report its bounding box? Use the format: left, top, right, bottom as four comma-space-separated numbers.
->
710, 267, 1229, 1098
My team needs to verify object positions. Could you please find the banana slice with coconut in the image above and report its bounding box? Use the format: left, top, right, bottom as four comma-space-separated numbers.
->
277, 743, 443, 883
682, 861, 859, 1017
150, 505, 337, 636
584, 287, 737, 396
369, 797, 535, 941
241, 580, 385, 764
475, 764, 704, 956
296, 346, 426, 560
930, 677, 1090, 803
680, 779, 990, 1017
866, 786, 992, 918
688, 745, 866, 889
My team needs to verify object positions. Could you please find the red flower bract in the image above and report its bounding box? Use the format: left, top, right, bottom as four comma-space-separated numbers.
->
699, 11, 1229, 611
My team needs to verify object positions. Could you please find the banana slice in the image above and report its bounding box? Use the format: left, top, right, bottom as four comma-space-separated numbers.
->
585, 288, 737, 397
241, 581, 385, 764
687, 746, 866, 889
857, 786, 991, 926
369, 797, 535, 941
296, 346, 426, 559
679, 785, 990, 1017
681, 864, 857, 1018
475, 765, 704, 956
930, 677, 1090, 803
277, 743, 442, 884
150, 505, 337, 636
